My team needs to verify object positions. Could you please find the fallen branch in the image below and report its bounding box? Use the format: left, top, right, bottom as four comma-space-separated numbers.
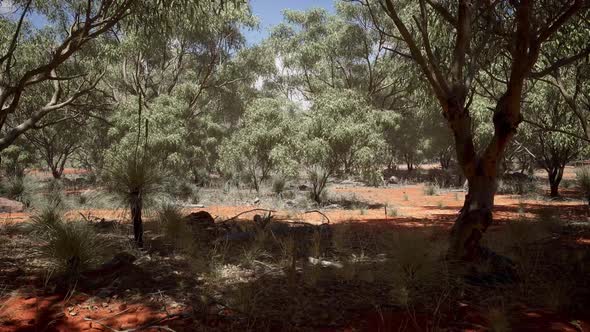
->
304, 210, 331, 224
219, 209, 277, 224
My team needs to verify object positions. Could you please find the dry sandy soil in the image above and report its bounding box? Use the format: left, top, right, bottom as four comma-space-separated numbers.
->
0, 166, 589, 331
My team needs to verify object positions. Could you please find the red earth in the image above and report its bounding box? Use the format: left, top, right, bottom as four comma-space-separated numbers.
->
1, 166, 589, 331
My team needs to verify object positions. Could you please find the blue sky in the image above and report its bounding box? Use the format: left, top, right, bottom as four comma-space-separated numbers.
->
2, 0, 335, 44
242, 0, 335, 45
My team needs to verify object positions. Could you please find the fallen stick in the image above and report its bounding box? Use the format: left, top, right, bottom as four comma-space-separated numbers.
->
219, 208, 277, 224
303, 210, 331, 224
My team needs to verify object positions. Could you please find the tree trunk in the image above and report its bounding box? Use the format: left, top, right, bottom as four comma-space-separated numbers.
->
51, 167, 62, 179
548, 166, 564, 197
449, 172, 496, 261
130, 191, 143, 248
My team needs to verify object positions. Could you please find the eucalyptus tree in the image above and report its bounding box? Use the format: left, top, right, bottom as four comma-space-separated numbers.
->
268, 2, 415, 110
103, 1, 256, 177
96, 0, 253, 248
218, 98, 298, 192
523, 83, 587, 197
24, 114, 85, 179
0, 0, 133, 151
359, 0, 590, 260
0, 0, 245, 155
528, 61, 590, 144
299, 89, 386, 176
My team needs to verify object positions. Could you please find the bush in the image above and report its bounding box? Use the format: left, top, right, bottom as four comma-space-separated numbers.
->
31, 203, 63, 233
31, 205, 102, 277
362, 169, 382, 187
308, 166, 330, 204
157, 203, 187, 242
44, 179, 66, 206
497, 174, 536, 195
174, 182, 200, 203
0, 175, 35, 207
423, 183, 439, 196
576, 167, 590, 203
271, 176, 287, 196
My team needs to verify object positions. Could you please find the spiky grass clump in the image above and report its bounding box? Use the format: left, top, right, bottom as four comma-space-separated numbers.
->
386, 205, 398, 217
103, 152, 163, 207
0, 175, 36, 207
103, 151, 163, 247
423, 183, 439, 196
157, 203, 187, 243
31, 205, 102, 276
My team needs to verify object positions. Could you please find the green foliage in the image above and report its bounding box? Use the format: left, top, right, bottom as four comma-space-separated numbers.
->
576, 167, 590, 203
271, 176, 287, 196
497, 176, 536, 196
157, 203, 187, 243
0, 175, 36, 207
299, 89, 386, 175
102, 149, 163, 208
308, 165, 330, 204
31, 205, 102, 276
0, 141, 36, 177
218, 98, 297, 191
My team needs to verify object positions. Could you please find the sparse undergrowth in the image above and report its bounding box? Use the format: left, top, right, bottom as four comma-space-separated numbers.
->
0, 171, 589, 331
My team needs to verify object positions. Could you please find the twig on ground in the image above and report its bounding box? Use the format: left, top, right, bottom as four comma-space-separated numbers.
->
304, 210, 331, 224
220, 209, 277, 224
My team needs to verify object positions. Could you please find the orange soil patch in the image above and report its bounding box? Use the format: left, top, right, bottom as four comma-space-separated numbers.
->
2, 182, 587, 227
0, 293, 189, 332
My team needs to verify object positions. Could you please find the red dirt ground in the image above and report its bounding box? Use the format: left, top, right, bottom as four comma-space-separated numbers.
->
1, 166, 589, 331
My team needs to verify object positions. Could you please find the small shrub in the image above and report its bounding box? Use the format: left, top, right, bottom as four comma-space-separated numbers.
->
362, 169, 382, 187
271, 176, 286, 196
282, 190, 296, 200
308, 166, 330, 204
423, 183, 439, 196
31, 206, 102, 277
77, 194, 88, 206
576, 167, 590, 203
31, 203, 63, 234
387, 205, 398, 217
497, 175, 536, 195
0, 175, 35, 207
157, 203, 187, 242
177, 182, 200, 203
44, 179, 66, 206
403, 193, 409, 201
